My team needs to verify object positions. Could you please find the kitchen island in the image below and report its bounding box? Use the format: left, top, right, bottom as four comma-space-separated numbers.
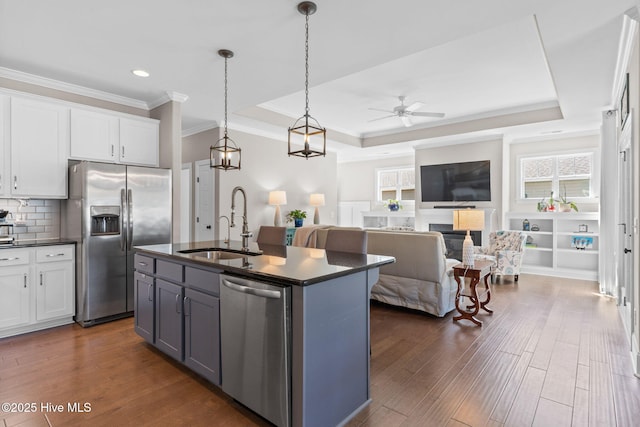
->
134, 240, 394, 427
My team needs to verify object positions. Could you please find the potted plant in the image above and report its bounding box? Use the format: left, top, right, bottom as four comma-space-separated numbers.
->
286, 209, 307, 227
384, 199, 402, 212
557, 186, 578, 212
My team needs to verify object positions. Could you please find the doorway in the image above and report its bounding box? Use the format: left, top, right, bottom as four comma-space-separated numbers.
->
194, 159, 215, 242
617, 117, 635, 343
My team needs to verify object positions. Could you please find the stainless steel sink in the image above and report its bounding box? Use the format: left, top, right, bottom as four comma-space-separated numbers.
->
177, 248, 260, 260
193, 251, 247, 260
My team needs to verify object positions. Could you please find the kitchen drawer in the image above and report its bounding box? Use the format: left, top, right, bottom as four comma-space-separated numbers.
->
36, 245, 74, 263
134, 253, 155, 275
156, 259, 183, 283
185, 266, 221, 295
0, 248, 30, 266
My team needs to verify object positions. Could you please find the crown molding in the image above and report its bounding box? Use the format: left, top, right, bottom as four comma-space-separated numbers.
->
149, 91, 190, 109
0, 67, 150, 110
182, 121, 219, 138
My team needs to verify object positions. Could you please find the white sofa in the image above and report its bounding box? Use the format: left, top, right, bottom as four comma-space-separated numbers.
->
366, 230, 459, 317
311, 227, 459, 317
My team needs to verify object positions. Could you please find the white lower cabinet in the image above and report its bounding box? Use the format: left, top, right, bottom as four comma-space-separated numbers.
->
0, 266, 30, 330
36, 248, 74, 321
0, 245, 75, 338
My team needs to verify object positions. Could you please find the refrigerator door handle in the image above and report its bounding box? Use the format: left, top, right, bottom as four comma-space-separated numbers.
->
127, 189, 133, 250
120, 188, 126, 252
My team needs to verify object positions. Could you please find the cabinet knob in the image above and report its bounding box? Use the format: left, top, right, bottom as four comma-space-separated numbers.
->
13, 176, 17, 190
40, 273, 43, 286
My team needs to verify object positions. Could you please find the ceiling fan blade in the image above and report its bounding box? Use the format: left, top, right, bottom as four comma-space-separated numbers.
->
368, 107, 395, 113
405, 102, 424, 112
409, 111, 445, 118
400, 116, 412, 127
368, 114, 397, 122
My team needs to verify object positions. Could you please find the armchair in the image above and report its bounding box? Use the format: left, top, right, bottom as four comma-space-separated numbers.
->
474, 230, 527, 282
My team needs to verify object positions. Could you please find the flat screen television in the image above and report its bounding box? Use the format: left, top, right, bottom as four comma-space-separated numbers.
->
420, 160, 491, 202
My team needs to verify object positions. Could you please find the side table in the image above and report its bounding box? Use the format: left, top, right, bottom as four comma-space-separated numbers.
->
453, 260, 494, 326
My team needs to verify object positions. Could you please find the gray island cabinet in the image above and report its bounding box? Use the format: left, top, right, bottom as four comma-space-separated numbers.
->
134, 241, 394, 427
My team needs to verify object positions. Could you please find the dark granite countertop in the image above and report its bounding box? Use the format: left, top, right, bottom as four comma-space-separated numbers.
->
135, 240, 395, 286
0, 238, 77, 249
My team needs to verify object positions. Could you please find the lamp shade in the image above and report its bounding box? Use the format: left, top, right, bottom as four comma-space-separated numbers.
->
268, 191, 287, 206
452, 209, 485, 231
309, 193, 325, 207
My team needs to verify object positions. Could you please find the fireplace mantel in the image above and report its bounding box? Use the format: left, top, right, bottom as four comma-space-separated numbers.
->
418, 208, 496, 248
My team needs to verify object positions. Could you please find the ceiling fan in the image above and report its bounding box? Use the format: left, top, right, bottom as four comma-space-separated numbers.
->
368, 96, 445, 127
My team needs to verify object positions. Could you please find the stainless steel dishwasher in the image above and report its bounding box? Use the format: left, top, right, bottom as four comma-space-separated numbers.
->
220, 274, 291, 427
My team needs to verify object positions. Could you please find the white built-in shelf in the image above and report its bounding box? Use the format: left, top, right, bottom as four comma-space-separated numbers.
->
506, 211, 599, 281
362, 211, 415, 230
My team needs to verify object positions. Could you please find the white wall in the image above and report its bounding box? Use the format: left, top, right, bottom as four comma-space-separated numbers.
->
183, 127, 338, 240
337, 154, 414, 209
509, 134, 600, 213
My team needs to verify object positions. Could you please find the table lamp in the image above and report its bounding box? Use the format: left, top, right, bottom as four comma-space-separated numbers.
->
309, 193, 325, 224
453, 209, 485, 267
268, 191, 287, 226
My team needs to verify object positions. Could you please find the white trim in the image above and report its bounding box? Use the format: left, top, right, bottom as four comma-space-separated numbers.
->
182, 121, 219, 137
0, 67, 149, 110
612, 12, 639, 106
509, 128, 600, 145
148, 91, 189, 109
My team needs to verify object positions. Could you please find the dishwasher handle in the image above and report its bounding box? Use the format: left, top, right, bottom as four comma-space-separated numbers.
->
222, 278, 282, 299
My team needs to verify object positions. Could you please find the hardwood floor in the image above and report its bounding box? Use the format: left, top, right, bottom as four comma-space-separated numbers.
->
1, 274, 639, 426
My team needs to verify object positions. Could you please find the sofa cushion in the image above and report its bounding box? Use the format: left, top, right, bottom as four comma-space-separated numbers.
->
367, 230, 448, 284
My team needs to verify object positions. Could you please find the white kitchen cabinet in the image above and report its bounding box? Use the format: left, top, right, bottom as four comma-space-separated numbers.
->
35, 246, 74, 321
0, 251, 30, 329
10, 97, 69, 198
70, 108, 119, 162
119, 117, 159, 166
0, 95, 10, 197
0, 244, 75, 338
69, 109, 159, 166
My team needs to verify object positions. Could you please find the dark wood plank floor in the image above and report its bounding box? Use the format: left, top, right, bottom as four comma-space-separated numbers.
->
1, 274, 639, 426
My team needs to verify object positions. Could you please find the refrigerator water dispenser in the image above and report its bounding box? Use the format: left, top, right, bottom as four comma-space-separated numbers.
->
90, 206, 120, 235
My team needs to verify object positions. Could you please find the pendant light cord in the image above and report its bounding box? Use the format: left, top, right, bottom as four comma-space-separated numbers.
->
224, 55, 229, 138
304, 12, 310, 117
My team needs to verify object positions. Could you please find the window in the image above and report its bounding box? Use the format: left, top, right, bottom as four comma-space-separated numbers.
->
520, 153, 593, 200
376, 167, 415, 202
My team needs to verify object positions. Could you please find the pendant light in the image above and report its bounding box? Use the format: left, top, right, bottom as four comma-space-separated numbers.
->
288, 1, 326, 159
210, 49, 241, 170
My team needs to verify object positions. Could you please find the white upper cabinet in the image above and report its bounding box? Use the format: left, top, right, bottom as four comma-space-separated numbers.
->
0, 95, 8, 197
69, 108, 159, 167
10, 97, 69, 199
119, 116, 159, 166
70, 108, 119, 162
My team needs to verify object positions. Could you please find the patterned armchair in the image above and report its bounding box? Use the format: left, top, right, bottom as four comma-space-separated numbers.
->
473, 230, 527, 282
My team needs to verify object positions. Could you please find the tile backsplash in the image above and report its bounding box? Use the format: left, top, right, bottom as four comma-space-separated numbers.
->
0, 199, 61, 241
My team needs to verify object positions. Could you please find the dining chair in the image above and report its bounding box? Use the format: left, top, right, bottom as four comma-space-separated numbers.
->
324, 229, 368, 254
256, 226, 288, 246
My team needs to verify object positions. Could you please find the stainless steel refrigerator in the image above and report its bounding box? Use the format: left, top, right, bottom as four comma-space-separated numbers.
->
62, 161, 171, 326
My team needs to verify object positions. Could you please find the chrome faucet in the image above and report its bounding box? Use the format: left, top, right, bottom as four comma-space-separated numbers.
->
231, 186, 252, 251
218, 215, 231, 244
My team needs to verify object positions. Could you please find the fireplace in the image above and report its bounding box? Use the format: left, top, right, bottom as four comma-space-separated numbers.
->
430, 223, 482, 261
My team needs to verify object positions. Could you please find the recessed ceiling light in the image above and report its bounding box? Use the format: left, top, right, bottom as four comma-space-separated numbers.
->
131, 69, 150, 78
